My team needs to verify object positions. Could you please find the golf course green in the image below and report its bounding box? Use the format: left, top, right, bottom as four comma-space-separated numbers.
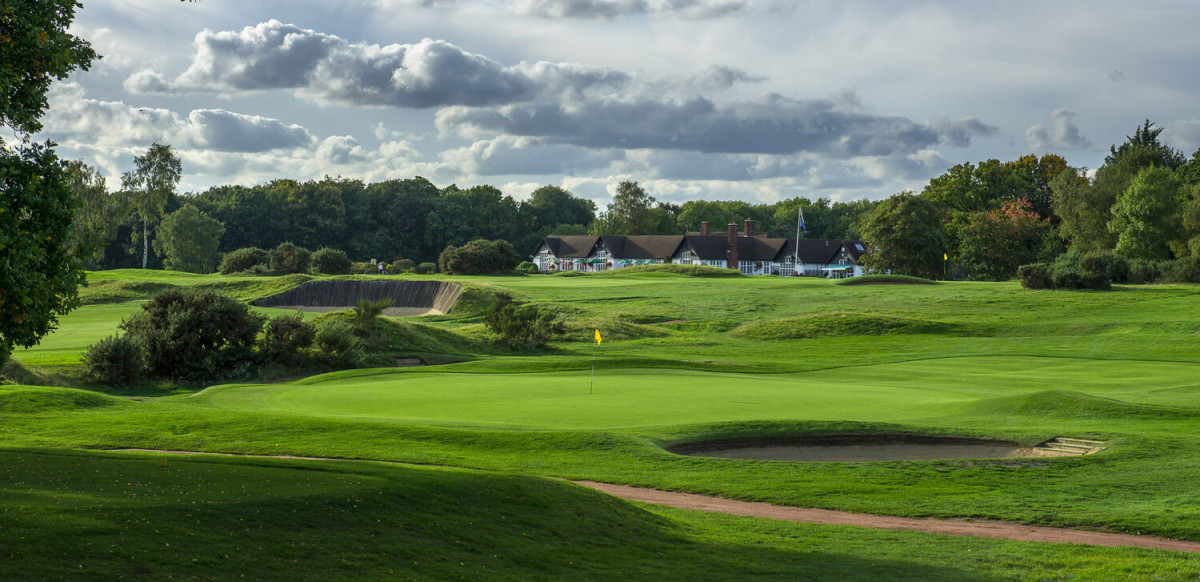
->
5, 269, 1200, 579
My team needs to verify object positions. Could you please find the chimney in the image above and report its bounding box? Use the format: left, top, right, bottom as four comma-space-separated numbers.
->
701, 221, 709, 235
744, 219, 754, 236
727, 223, 739, 269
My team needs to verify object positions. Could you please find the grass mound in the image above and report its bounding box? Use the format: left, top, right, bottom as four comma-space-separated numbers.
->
835, 274, 938, 286
193, 273, 315, 302
966, 390, 1200, 421
79, 279, 178, 305
732, 311, 954, 339
0, 386, 128, 413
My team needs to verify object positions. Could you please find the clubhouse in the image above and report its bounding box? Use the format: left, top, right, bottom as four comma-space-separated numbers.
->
531, 220, 866, 278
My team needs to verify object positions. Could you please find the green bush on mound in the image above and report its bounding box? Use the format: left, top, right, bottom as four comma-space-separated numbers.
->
732, 312, 953, 339
311, 248, 352, 275
82, 334, 146, 386
219, 247, 269, 275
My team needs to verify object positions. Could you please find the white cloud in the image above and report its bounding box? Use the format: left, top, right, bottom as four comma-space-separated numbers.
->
1026, 109, 1093, 153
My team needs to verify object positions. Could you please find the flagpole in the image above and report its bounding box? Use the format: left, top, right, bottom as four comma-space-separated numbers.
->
589, 341, 596, 394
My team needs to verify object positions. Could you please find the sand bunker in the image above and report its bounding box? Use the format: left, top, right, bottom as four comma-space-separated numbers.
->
252, 280, 462, 316
669, 434, 1071, 462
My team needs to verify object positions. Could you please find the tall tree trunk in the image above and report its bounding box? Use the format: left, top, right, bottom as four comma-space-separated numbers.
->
142, 217, 148, 269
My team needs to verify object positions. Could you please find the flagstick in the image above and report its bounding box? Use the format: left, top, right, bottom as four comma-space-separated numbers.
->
589, 341, 596, 394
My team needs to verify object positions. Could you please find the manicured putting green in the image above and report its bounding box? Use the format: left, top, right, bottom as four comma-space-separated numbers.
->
193, 356, 1200, 429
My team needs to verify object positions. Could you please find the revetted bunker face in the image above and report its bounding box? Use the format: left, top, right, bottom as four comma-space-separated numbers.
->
668, 434, 1084, 462
252, 280, 463, 316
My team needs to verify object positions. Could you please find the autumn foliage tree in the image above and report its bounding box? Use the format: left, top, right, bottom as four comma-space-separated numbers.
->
956, 199, 1051, 281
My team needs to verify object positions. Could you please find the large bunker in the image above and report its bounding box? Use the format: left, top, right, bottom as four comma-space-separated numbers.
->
252, 280, 463, 316
667, 434, 1086, 462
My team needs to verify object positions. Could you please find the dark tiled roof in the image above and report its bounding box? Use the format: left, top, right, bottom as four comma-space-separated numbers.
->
620, 235, 684, 259
842, 240, 868, 261
793, 238, 841, 264
736, 236, 788, 261
543, 235, 598, 258
680, 235, 731, 260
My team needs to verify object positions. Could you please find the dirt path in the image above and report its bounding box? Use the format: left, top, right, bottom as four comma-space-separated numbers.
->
109, 449, 1200, 553
576, 481, 1200, 553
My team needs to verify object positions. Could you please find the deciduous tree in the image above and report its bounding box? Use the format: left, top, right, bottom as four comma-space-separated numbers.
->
121, 143, 182, 269
153, 205, 226, 273
1109, 167, 1184, 260
857, 192, 947, 279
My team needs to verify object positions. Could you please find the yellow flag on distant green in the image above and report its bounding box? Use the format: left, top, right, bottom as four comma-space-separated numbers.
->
943, 253, 948, 261
594, 329, 602, 345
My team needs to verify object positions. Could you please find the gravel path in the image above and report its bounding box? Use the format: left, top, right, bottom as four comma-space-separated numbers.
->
576, 481, 1200, 553
110, 449, 1200, 552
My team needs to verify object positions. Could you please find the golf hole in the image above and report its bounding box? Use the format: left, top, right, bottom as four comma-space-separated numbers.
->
668, 434, 1080, 462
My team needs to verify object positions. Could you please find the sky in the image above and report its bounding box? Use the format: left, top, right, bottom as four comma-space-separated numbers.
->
32, 0, 1200, 209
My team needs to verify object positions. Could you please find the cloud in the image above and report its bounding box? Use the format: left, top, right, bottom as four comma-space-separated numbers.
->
660, 0, 750, 19
439, 93, 994, 156
439, 136, 622, 175
128, 20, 627, 108
517, 0, 650, 19
685, 65, 767, 91
1163, 120, 1200, 156
42, 83, 315, 154
1025, 109, 1092, 152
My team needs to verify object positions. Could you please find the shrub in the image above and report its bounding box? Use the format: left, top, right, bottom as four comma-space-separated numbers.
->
120, 289, 265, 380
352, 297, 392, 334
483, 294, 565, 348
311, 248, 351, 275
515, 261, 540, 274
391, 259, 414, 273
1017, 263, 1052, 290
314, 320, 363, 367
219, 247, 269, 275
1126, 259, 1161, 284
270, 242, 311, 274
439, 239, 521, 275
1050, 254, 1083, 289
1159, 257, 1200, 283
1107, 254, 1131, 284
261, 312, 316, 364
413, 262, 436, 275
83, 334, 146, 387
1077, 252, 1113, 290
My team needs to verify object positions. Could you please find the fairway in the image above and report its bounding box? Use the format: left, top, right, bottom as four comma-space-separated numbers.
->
190, 356, 1200, 429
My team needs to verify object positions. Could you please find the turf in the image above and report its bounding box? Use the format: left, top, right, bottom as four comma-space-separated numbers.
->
6, 268, 1200, 578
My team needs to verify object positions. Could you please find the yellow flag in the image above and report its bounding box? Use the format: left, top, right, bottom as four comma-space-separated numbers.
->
594, 329, 602, 345
943, 253, 948, 261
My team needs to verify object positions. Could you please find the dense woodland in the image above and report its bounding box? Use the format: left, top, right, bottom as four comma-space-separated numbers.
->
62, 120, 1200, 282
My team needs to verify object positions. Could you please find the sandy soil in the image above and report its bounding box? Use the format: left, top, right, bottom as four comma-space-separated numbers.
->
575, 481, 1200, 553
268, 305, 442, 316
679, 443, 1068, 462
107, 448, 1200, 552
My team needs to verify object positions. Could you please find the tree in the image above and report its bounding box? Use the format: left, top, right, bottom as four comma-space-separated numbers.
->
0, 144, 86, 364
607, 180, 656, 235
955, 199, 1051, 281
0, 0, 97, 137
438, 239, 521, 275
63, 160, 116, 269
122, 143, 182, 269
857, 192, 948, 279
1109, 167, 1184, 260
0, 0, 96, 366
153, 205, 226, 273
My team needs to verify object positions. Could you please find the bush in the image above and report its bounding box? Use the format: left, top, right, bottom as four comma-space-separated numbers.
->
1017, 263, 1052, 290
413, 262, 436, 274
311, 247, 351, 275
352, 297, 392, 334
261, 312, 316, 364
120, 289, 265, 380
515, 261, 540, 274
1126, 259, 1161, 284
439, 239, 521, 275
219, 247, 269, 275
1107, 254, 1131, 284
314, 320, 363, 367
1050, 254, 1083, 289
1077, 252, 1113, 290
83, 334, 146, 387
391, 259, 414, 273
1158, 257, 1200, 283
270, 242, 311, 274
483, 295, 565, 348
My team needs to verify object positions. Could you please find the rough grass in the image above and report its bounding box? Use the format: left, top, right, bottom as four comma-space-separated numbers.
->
834, 274, 939, 286
731, 311, 955, 339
